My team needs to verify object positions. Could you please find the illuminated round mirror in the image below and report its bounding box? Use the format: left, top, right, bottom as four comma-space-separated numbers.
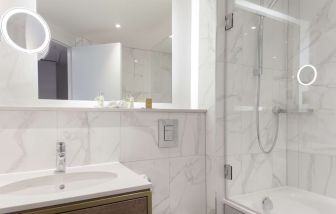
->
297, 64, 317, 86
0, 8, 50, 54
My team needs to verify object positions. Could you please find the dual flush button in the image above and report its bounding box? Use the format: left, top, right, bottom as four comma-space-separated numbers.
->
158, 119, 178, 148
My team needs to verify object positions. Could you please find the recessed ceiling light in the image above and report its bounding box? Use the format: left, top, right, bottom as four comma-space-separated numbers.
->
251, 26, 257, 30
115, 24, 121, 29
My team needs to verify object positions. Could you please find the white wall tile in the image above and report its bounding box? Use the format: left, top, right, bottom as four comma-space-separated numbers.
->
125, 159, 170, 214
88, 112, 121, 163
57, 111, 90, 166
170, 156, 206, 214
0, 111, 57, 173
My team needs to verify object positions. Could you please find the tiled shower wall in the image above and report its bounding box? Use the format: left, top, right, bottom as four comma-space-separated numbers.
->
287, 0, 336, 198
0, 110, 206, 214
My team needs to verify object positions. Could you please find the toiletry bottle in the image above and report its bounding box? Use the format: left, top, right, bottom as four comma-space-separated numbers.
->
129, 96, 134, 108
95, 92, 105, 107
145, 98, 152, 109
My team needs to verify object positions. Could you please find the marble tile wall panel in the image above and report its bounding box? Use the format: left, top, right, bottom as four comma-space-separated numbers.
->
126, 156, 207, 214
286, 0, 336, 199
120, 112, 205, 162
0, 111, 57, 173
226, 151, 286, 197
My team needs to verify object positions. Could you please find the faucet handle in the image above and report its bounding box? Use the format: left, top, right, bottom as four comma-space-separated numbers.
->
56, 142, 66, 153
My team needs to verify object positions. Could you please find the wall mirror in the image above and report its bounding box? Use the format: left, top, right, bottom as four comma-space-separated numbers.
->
0, 8, 50, 54
36, 0, 172, 103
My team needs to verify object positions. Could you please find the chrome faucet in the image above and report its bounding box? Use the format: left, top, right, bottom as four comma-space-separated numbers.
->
56, 142, 66, 173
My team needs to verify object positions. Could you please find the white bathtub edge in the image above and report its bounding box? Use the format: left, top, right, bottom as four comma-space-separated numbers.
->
223, 198, 258, 214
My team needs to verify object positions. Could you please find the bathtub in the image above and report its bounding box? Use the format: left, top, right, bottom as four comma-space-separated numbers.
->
224, 187, 336, 214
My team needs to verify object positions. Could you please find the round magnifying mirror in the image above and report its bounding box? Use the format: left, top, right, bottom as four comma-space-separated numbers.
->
0, 8, 50, 54
297, 64, 317, 86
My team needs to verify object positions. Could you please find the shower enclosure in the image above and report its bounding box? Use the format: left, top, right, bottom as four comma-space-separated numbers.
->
224, 0, 336, 213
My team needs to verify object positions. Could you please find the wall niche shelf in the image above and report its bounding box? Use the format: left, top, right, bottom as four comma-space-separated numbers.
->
278, 108, 314, 114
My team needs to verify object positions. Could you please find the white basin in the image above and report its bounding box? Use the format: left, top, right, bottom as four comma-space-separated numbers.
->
0, 162, 151, 213
0, 171, 117, 195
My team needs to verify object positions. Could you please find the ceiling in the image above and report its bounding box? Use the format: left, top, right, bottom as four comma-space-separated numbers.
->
37, 0, 172, 52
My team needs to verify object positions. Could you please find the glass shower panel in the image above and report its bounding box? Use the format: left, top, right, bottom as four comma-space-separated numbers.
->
224, 0, 290, 212
225, 0, 336, 213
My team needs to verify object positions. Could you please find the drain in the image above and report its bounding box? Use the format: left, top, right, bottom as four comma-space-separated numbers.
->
59, 184, 65, 190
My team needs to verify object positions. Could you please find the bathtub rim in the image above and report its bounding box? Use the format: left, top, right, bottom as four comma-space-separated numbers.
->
223, 197, 260, 214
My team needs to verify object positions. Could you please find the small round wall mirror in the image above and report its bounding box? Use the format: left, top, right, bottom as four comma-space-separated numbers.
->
297, 64, 317, 86
0, 8, 51, 54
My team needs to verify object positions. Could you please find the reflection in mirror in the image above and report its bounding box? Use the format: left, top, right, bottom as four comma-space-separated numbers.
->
37, 0, 172, 103
0, 8, 50, 54
297, 64, 317, 86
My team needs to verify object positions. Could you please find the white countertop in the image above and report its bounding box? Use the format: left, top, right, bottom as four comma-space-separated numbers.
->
0, 162, 152, 213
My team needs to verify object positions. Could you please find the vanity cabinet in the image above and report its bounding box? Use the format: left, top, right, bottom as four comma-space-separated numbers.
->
18, 190, 151, 214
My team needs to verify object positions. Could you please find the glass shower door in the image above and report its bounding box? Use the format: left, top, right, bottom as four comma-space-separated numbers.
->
224, 0, 336, 213
224, 0, 290, 212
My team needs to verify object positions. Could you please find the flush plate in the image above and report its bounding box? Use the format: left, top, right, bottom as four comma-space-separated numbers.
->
158, 119, 178, 148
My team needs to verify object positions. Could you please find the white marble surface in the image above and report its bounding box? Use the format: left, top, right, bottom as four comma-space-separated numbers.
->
0, 162, 151, 213
286, 0, 336, 201
126, 156, 207, 214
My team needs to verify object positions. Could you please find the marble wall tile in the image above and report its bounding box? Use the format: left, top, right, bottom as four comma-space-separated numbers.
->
226, 151, 286, 196
119, 112, 172, 162
170, 156, 206, 214
0, 111, 57, 173
120, 112, 206, 162
287, 150, 299, 188
168, 113, 206, 156
285, 0, 336, 200
87, 112, 121, 163
298, 152, 313, 191
125, 159, 170, 214
241, 153, 274, 194
57, 111, 90, 166
297, 153, 336, 198
126, 155, 206, 214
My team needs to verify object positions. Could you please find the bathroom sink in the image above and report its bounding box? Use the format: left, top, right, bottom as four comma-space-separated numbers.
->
0, 171, 117, 195
0, 162, 151, 213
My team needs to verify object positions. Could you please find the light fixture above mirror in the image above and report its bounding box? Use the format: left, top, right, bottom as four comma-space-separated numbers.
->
0, 8, 51, 54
